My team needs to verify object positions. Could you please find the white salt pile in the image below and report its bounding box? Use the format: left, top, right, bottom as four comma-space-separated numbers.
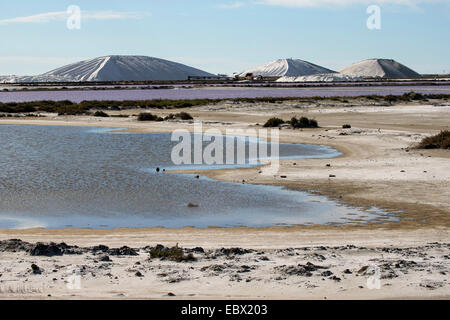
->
236, 58, 335, 77
1, 55, 214, 82
340, 59, 420, 78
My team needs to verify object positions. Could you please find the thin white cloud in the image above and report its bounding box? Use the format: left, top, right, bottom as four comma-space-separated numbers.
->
0, 56, 88, 76
0, 56, 86, 64
256, 0, 445, 7
218, 1, 246, 9
0, 10, 146, 25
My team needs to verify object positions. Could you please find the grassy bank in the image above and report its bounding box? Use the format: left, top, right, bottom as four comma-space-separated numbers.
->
0, 92, 449, 115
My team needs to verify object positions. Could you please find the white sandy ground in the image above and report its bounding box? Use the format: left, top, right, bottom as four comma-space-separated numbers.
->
0, 229, 448, 299
0, 98, 449, 299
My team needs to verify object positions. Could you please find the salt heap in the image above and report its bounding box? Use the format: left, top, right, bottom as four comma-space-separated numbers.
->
1, 55, 214, 82
340, 59, 420, 78
236, 58, 335, 78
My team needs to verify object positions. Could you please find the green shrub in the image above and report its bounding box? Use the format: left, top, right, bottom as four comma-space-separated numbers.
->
137, 112, 163, 121
309, 119, 319, 128
299, 117, 310, 127
263, 117, 285, 127
416, 130, 450, 149
149, 244, 196, 262
290, 116, 319, 128
290, 117, 298, 128
164, 112, 194, 120
177, 112, 194, 120
94, 111, 109, 117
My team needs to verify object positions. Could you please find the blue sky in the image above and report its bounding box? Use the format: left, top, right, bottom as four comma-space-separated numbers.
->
0, 0, 449, 75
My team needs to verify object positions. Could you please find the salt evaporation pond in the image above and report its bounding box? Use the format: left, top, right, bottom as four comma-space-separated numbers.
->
0, 125, 395, 229
0, 85, 449, 103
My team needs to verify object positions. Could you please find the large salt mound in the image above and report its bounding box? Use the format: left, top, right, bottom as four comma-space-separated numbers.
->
277, 73, 362, 82
340, 59, 420, 79
1, 56, 214, 83
236, 58, 335, 77
42, 55, 214, 81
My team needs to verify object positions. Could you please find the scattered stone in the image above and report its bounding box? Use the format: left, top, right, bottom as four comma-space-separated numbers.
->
99, 255, 111, 262
394, 260, 417, 269
0, 239, 32, 252
30, 243, 63, 257
420, 281, 444, 290
135, 271, 144, 277
217, 248, 253, 256
358, 266, 369, 274
92, 245, 109, 253
187, 202, 199, 208
329, 276, 341, 282
31, 264, 41, 275
329, 174, 336, 178
108, 246, 138, 256
276, 262, 327, 277
168, 292, 176, 296
343, 269, 353, 274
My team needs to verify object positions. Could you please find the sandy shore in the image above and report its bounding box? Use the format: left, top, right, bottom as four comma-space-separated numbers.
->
0, 99, 449, 299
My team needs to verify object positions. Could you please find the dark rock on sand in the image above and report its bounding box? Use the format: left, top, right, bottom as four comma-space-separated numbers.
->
218, 248, 253, 256
189, 247, 205, 253
358, 266, 369, 274
0, 239, 33, 252
201, 264, 226, 273
30, 243, 63, 257
31, 264, 41, 275
343, 269, 353, 274
99, 255, 112, 262
92, 245, 109, 253
135, 271, 144, 277
329, 276, 341, 282
394, 260, 417, 269
108, 246, 138, 256
276, 262, 327, 277
237, 265, 255, 273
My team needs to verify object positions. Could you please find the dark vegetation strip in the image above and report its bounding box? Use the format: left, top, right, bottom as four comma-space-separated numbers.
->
0, 92, 449, 115
263, 116, 319, 128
